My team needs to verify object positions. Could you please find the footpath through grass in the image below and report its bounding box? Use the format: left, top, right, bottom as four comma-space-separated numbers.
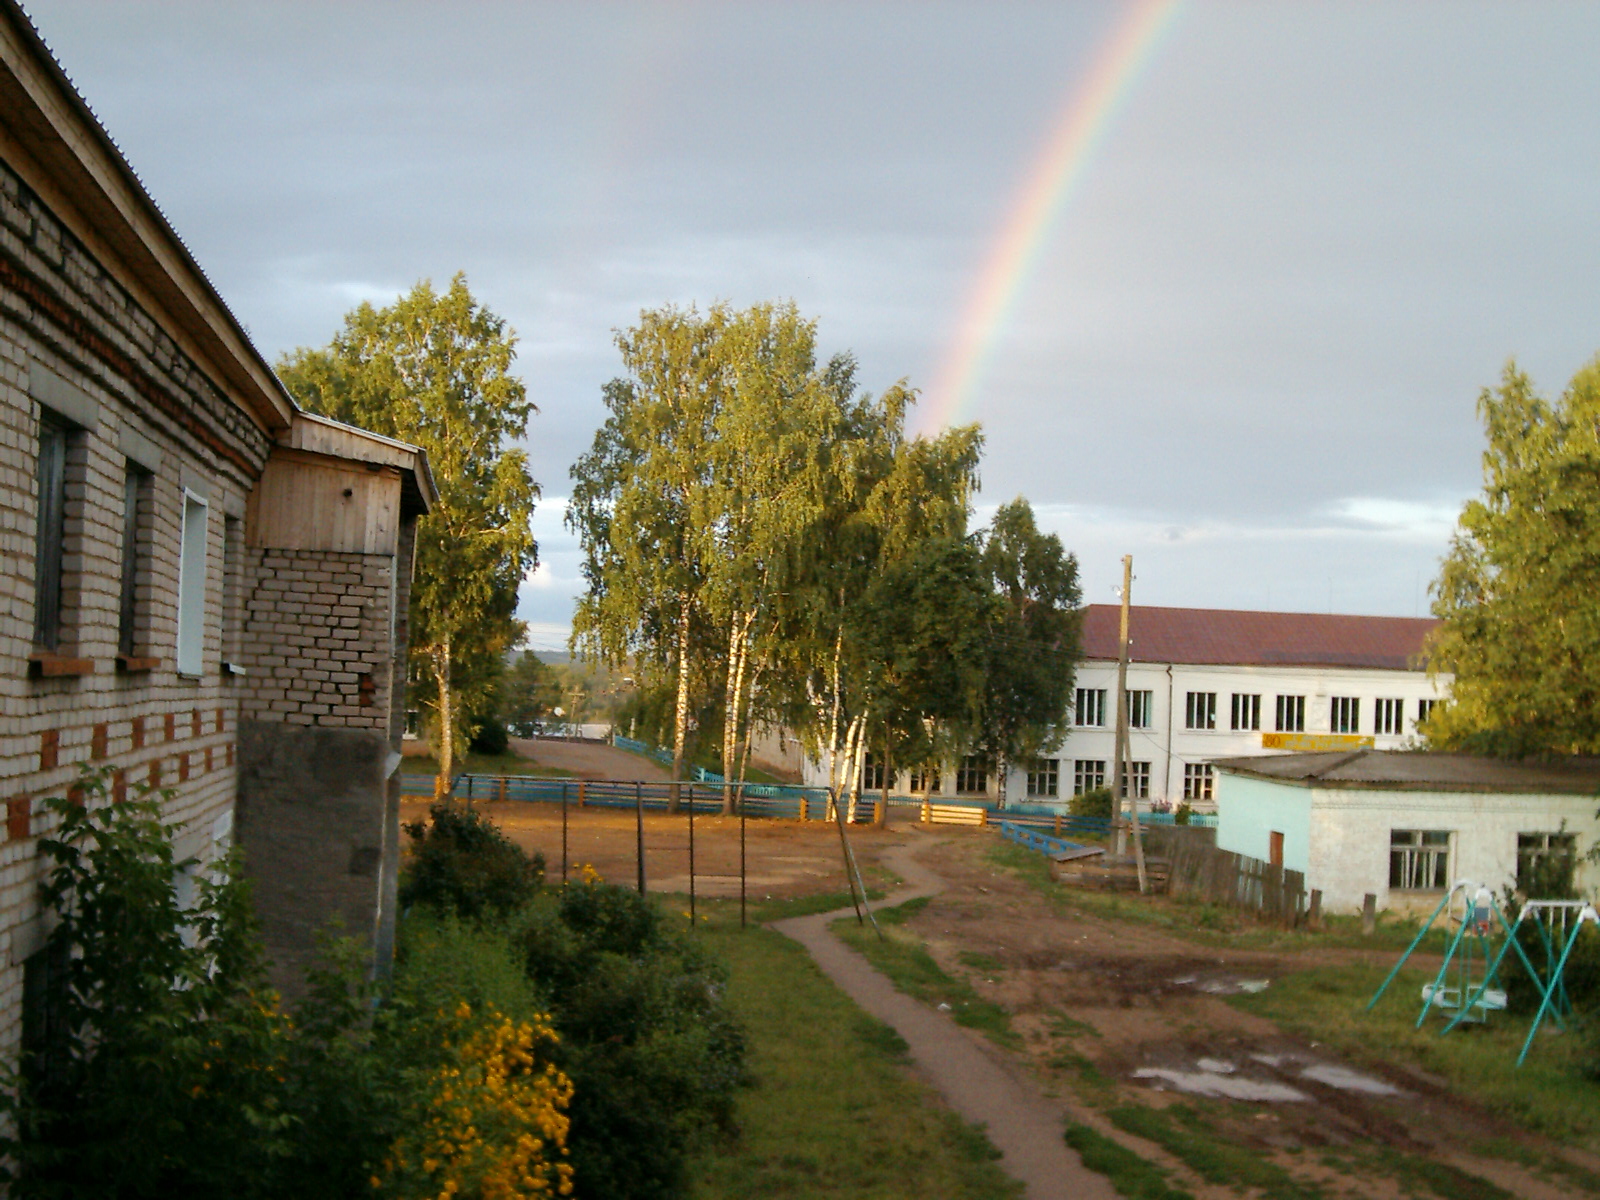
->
688, 909, 1022, 1200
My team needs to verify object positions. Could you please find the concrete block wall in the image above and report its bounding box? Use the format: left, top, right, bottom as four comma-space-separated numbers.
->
0, 155, 268, 1057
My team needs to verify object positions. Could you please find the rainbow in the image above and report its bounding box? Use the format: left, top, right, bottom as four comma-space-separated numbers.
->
921, 0, 1185, 432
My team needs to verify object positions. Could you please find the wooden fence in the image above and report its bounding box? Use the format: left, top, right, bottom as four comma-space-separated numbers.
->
1146, 825, 1315, 927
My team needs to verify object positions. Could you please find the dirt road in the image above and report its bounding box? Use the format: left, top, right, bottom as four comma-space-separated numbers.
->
775, 839, 1117, 1200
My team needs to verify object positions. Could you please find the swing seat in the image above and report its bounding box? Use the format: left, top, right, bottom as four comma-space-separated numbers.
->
1421, 983, 1506, 1012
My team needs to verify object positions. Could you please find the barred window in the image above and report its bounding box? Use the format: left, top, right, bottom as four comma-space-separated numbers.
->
1184, 691, 1216, 731
1074, 688, 1106, 727
1517, 833, 1576, 893
1026, 758, 1058, 798
1331, 696, 1360, 734
1073, 759, 1105, 795
1183, 763, 1214, 802
1390, 829, 1450, 890
1230, 693, 1260, 732
1117, 761, 1150, 800
1275, 694, 1305, 733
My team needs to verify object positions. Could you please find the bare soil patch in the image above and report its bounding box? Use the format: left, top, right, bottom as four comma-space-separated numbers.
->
505, 736, 674, 780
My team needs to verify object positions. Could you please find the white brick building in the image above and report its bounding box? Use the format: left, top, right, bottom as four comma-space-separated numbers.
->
0, 1, 433, 1058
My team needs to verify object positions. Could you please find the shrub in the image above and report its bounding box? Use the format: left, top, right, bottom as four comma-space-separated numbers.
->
1174, 802, 1193, 826
470, 716, 511, 756
1070, 786, 1114, 820
511, 882, 747, 1199
400, 801, 544, 919
0, 769, 294, 1199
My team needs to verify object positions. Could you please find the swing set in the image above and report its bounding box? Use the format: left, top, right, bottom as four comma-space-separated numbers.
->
1366, 879, 1598, 1066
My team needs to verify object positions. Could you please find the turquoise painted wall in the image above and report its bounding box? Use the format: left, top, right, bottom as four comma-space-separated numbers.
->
1215, 772, 1312, 873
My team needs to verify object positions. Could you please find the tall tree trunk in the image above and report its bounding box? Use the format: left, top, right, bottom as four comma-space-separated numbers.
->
671, 594, 691, 813
722, 610, 754, 814
434, 636, 453, 800
876, 718, 890, 827
825, 623, 845, 795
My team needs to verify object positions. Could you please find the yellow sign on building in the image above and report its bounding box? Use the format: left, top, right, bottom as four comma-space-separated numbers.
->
1261, 732, 1374, 752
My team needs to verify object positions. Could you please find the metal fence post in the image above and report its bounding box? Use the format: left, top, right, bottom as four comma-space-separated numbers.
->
636, 781, 645, 895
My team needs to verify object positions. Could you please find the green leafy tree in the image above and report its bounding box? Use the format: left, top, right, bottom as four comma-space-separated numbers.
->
278, 275, 539, 784
499, 650, 562, 732
1426, 358, 1600, 756
976, 497, 1084, 786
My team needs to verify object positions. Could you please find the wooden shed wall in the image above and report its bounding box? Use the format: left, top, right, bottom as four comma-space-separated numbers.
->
247, 448, 402, 555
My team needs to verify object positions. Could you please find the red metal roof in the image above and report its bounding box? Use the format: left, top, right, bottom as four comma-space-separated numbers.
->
1080, 605, 1438, 670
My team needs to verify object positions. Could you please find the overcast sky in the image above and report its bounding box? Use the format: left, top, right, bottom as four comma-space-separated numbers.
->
26, 1, 1600, 648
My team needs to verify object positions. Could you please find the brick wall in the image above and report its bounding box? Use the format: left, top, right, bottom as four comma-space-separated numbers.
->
236, 548, 398, 729
0, 155, 269, 1056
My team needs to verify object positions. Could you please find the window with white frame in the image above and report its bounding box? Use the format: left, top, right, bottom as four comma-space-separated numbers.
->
1517, 832, 1576, 893
176, 490, 209, 676
1182, 763, 1214, 802
1126, 689, 1153, 729
1275, 694, 1305, 733
1330, 696, 1360, 734
1074, 687, 1106, 727
1184, 691, 1216, 730
1416, 698, 1437, 727
1117, 761, 1150, 799
860, 751, 886, 791
909, 766, 941, 794
956, 756, 989, 794
1374, 698, 1404, 735
1026, 758, 1058, 798
1230, 693, 1261, 732
1073, 760, 1105, 794
1389, 829, 1450, 890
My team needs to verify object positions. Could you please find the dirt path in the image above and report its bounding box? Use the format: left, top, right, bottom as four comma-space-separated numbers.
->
773, 838, 1117, 1200
508, 736, 674, 781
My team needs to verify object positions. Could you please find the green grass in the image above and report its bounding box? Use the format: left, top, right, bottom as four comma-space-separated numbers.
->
688, 923, 1023, 1199
1106, 1105, 1320, 1200
399, 750, 576, 778
1227, 960, 1600, 1150
1062, 1124, 1194, 1200
985, 839, 1453, 954
692, 890, 888, 925
1322, 1144, 1512, 1200
830, 900, 1021, 1051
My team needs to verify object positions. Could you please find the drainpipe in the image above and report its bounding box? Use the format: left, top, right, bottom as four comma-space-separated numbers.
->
1164, 663, 1175, 807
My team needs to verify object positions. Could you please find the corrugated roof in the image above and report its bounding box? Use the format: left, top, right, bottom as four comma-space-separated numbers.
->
1081, 604, 1438, 670
1212, 749, 1600, 795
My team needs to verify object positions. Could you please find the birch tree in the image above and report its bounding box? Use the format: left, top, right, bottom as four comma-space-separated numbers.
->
277, 275, 538, 789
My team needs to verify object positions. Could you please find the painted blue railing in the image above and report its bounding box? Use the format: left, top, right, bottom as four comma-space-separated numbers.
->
996, 820, 1093, 859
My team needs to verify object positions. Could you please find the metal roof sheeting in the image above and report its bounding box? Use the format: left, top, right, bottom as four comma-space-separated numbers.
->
1212, 749, 1600, 794
1080, 604, 1438, 670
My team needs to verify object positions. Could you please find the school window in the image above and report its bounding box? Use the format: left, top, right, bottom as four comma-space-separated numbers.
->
860, 751, 886, 792
1118, 761, 1150, 800
1330, 696, 1360, 734
404, 710, 422, 738
956, 756, 989, 794
1126, 690, 1153, 729
1184, 691, 1216, 730
1230, 693, 1261, 732
1517, 833, 1576, 893
909, 767, 941, 794
1374, 697, 1404, 736
32, 415, 69, 650
1390, 829, 1451, 890
118, 464, 154, 659
1183, 763, 1214, 802
1074, 687, 1106, 727
1026, 758, 1058, 798
1072, 759, 1105, 794
176, 490, 209, 676
1416, 698, 1437, 726
1275, 694, 1305, 733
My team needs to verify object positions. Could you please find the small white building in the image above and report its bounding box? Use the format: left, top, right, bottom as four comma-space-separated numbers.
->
1024, 605, 1447, 811
1212, 750, 1600, 913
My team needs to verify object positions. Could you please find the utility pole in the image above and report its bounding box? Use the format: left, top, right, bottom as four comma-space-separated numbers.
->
1109, 555, 1148, 894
